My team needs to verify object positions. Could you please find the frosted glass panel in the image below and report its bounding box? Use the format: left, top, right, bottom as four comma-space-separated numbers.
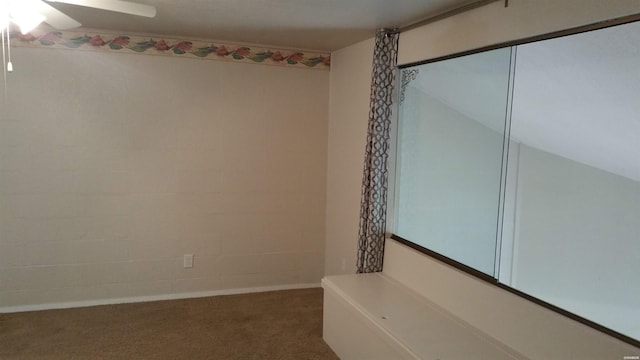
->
395, 48, 512, 276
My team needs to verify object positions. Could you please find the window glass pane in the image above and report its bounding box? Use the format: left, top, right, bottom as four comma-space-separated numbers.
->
504, 20, 640, 340
395, 47, 512, 276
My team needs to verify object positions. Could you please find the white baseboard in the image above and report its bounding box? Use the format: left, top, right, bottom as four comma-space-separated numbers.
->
0, 282, 321, 314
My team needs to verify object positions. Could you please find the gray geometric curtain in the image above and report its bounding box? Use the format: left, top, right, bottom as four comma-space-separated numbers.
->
356, 29, 399, 274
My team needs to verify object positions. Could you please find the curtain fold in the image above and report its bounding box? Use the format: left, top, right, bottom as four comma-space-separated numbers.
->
356, 29, 399, 274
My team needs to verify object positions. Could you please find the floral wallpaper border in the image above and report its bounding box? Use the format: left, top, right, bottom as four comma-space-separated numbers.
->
11, 27, 330, 70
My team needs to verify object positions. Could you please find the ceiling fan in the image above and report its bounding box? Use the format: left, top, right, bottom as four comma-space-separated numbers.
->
1, 0, 156, 73
1, 0, 155, 74
3, 0, 157, 34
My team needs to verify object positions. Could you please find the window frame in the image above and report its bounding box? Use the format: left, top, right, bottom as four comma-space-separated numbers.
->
388, 13, 640, 348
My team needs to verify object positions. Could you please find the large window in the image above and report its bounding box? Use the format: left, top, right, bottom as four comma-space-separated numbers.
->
393, 19, 640, 345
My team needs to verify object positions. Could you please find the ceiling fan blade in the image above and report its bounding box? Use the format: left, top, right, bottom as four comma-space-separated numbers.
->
46, 0, 157, 18
35, 1, 83, 29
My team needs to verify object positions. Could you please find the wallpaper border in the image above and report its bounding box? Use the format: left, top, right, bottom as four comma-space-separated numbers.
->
11, 26, 331, 70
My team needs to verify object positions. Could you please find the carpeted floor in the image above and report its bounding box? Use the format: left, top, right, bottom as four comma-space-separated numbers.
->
0, 288, 339, 359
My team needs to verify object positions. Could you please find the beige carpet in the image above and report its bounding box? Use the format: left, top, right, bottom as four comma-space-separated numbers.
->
0, 288, 339, 359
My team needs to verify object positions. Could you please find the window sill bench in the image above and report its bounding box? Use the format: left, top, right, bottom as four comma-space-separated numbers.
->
322, 273, 527, 360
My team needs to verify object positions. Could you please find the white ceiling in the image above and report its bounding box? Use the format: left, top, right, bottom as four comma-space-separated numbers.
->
412, 20, 640, 181
46, 0, 478, 51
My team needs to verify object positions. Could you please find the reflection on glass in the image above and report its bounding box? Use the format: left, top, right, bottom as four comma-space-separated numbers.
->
503, 21, 640, 340
395, 47, 513, 276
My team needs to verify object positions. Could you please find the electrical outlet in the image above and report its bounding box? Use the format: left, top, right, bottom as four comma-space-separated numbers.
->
340, 258, 346, 272
183, 254, 194, 268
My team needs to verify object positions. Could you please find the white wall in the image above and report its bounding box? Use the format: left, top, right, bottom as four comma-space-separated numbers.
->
398, 0, 640, 66
325, 0, 640, 355
0, 47, 329, 309
324, 38, 374, 276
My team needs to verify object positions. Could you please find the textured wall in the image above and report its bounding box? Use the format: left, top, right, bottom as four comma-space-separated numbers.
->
324, 38, 374, 276
0, 47, 329, 308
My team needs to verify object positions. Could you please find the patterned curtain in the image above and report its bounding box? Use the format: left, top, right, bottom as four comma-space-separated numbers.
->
356, 29, 399, 274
